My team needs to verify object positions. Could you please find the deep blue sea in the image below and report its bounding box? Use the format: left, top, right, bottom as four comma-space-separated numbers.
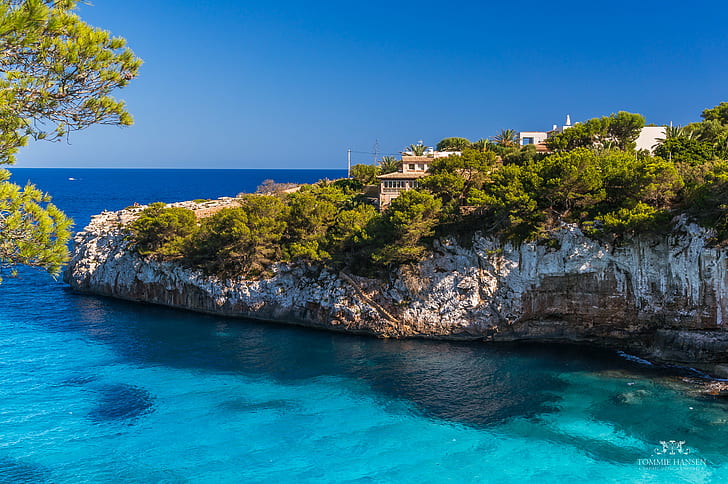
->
2, 169, 728, 483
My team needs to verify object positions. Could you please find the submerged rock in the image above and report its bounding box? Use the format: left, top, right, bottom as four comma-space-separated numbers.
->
64, 204, 728, 378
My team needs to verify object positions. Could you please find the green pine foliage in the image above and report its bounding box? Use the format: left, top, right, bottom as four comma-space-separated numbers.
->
589, 203, 668, 235
546, 111, 645, 152
185, 195, 288, 276
682, 161, 728, 243
128, 185, 380, 276
350, 164, 380, 185
467, 163, 543, 239
370, 190, 442, 266
129, 102, 728, 279
502, 144, 546, 166
654, 138, 715, 165
0, 0, 141, 164
701, 102, 728, 125
129, 203, 197, 256
420, 149, 497, 216
0, 169, 72, 280
0, 0, 141, 280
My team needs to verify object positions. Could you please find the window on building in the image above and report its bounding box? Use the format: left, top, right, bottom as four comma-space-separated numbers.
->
408, 164, 415, 170
522, 137, 534, 145
384, 180, 407, 189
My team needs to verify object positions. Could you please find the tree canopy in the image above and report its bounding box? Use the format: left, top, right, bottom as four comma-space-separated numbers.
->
350, 163, 380, 185
546, 111, 645, 152
654, 138, 715, 165
129, 203, 196, 256
378, 156, 399, 174
492, 129, 518, 147
0, 0, 141, 279
0, 168, 71, 281
406, 143, 428, 156
0, 0, 141, 164
436, 137, 471, 151
130, 102, 728, 279
701, 102, 728, 125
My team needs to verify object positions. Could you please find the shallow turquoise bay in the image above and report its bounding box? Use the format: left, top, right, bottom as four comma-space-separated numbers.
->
2, 169, 727, 483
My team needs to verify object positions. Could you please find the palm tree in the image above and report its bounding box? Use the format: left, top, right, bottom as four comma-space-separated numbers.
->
492, 129, 519, 147
471, 138, 493, 152
406, 143, 428, 156
378, 155, 399, 174
436, 137, 471, 151
663, 125, 687, 140
653, 125, 695, 150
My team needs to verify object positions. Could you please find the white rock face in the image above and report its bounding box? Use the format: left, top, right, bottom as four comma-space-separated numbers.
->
64, 207, 728, 376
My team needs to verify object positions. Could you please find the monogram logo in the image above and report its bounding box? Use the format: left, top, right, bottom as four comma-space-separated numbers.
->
654, 440, 690, 455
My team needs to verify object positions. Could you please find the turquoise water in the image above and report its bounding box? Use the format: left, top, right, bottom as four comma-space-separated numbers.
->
2, 169, 728, 483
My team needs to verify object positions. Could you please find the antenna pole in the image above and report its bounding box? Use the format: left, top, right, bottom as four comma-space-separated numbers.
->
347, 149, 351, 178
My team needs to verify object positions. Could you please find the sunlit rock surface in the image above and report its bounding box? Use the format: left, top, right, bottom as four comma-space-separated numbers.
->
65, 203, 728, 377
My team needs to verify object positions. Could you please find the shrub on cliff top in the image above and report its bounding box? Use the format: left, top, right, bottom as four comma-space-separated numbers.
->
350, 164, 380, 185
129, 203, 197, 256
683, 161, 728, 243
370, 190, 442, 266
183, 195, 288, 276
127, 103, 728, 277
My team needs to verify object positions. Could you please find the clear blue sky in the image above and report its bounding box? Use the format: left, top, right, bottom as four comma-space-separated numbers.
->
14, 0, 728, 169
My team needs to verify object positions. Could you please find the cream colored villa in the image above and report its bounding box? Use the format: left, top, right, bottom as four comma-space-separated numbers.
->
377, 155, 432, 208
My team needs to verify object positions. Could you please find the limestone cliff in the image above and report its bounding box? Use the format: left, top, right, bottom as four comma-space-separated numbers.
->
64, 202, 728, 377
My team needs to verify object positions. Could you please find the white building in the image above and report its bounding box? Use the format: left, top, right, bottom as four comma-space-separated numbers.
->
635, 126, 666, 152
519, 115, 666, 153
402, 146, 461, 158
518, 115, 573, 146
549, 114, 574, 134
518, 131, 549, 146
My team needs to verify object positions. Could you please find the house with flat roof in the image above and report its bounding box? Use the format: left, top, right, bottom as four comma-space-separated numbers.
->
518, 115, 573, 148
518, 115, 665, 153
635, 126, 666, 152
518, 131, 549, 146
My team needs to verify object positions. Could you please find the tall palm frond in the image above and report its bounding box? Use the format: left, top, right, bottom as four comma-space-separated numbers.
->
471, 138, 494, 152
378, 155, 399, 174
406, 143, 428, 156
492, 129, 519, 147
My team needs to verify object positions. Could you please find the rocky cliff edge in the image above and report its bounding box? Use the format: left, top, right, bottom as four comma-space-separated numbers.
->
64, 201, 728, 378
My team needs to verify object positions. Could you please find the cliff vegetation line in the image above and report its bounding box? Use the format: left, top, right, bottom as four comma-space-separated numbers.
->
128, 103, 728, 278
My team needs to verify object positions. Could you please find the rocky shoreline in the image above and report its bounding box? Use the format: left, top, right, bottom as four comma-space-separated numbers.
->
64, 200, 728, 380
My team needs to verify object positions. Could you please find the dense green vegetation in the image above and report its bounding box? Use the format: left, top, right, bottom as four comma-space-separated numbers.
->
129, 103, 728, 278
0, 0, 140, 280
130, 187, 382, 277
545, 111, 645, 152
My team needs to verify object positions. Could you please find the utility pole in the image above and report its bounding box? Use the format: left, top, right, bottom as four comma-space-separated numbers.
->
347, 149, 351, 178
373, 139, 380, 164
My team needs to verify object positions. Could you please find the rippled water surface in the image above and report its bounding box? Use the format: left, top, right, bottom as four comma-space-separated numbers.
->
2, 169, 728, 483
